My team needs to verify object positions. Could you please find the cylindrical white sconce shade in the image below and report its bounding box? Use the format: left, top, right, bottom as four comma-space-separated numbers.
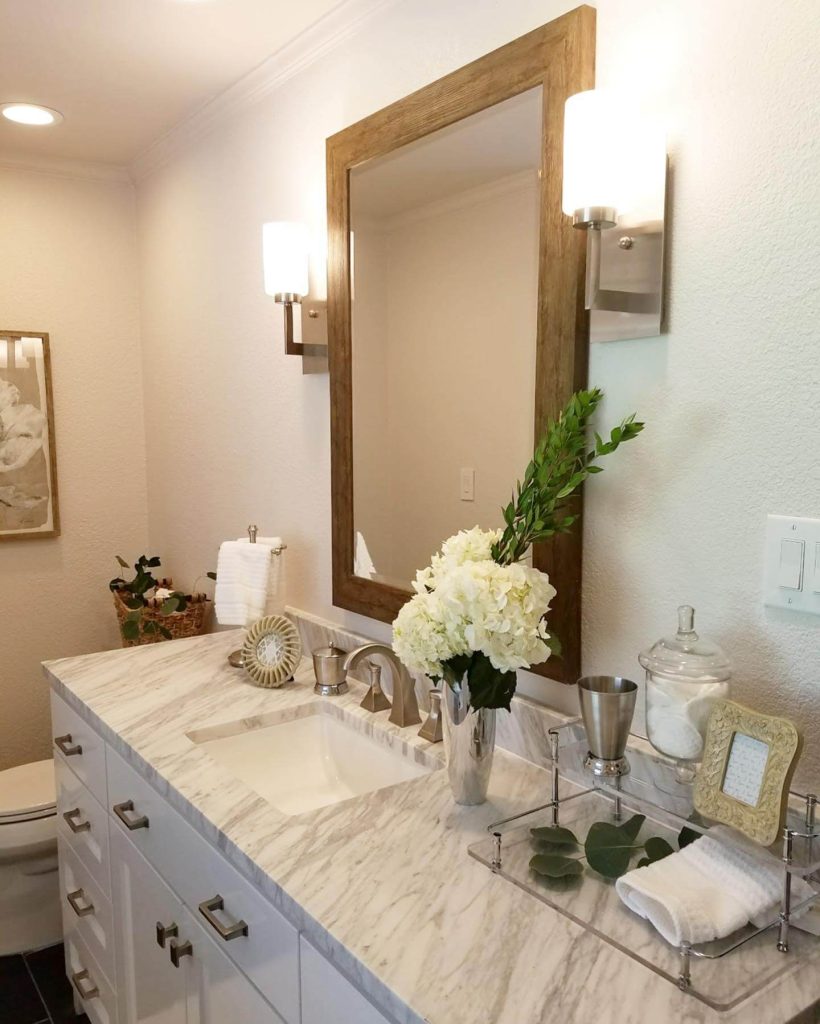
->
263, 221, 310, 297
562, 90, 629, 227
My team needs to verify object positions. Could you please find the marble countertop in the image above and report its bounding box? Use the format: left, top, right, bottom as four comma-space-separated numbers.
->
44, 631, 819, 1024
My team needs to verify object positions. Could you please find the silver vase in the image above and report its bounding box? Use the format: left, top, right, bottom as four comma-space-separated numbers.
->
441, 676, 497, 805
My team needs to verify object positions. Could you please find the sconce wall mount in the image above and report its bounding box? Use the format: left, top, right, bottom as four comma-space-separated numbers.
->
563, 90, 667, 343
264, 222, 329, 374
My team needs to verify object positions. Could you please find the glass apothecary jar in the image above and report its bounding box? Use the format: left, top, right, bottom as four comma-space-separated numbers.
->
639, 605, 732, 781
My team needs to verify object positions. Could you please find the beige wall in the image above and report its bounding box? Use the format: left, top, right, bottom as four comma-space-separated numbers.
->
135, 0, 820, 788
0, 167, 148, 771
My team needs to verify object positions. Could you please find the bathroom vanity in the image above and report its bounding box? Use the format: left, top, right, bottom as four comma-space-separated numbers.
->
45, 628, 820, 1024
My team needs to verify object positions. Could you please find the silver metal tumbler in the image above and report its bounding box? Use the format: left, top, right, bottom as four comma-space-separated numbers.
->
577, 675, 638, 777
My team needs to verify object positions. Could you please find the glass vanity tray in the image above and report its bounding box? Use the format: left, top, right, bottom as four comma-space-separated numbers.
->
468, 743, 820, 1010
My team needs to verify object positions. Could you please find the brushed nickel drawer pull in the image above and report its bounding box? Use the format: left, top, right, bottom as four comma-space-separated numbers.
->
169, 938, 193, 967
67, 888, 94, 917
71, 969, 99, 1001
156, 920, 178, 948
198, 895, 249, 941
55, 734, 82, 756
63, 808, 91, 834
113, 799, 150, 830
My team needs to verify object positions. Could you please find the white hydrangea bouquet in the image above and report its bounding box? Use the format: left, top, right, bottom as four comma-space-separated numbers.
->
393, 388, 644, 714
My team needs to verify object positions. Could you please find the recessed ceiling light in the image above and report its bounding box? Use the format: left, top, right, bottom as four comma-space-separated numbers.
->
1, 103, 64, 127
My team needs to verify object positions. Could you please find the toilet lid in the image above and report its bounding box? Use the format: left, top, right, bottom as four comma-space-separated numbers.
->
0, 759, 56, 823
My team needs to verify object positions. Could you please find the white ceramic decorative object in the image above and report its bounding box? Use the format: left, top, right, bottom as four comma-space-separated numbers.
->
241, 615, 302, 688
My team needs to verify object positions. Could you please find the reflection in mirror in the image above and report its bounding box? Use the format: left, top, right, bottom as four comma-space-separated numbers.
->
350, 87, 542, 589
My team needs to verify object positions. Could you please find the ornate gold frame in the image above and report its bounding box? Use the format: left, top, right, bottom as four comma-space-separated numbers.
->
693, 700, 802, 847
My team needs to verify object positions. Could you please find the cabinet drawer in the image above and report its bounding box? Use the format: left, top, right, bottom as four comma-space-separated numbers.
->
64, 928, 118, 1024
107, 747, 300, 1024
51, 691, 108, 808
56, 757, 110, 895
300, 938, 391, 1024
58, 837, 115, 987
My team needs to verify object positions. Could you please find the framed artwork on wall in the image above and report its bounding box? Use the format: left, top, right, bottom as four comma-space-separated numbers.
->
0, 331, 60, 540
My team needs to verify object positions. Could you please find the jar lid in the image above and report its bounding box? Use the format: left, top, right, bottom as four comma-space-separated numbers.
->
638, 605, 732, 682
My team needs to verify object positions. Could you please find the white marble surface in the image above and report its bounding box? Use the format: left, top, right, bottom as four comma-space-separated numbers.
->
44, 630, 820, 1024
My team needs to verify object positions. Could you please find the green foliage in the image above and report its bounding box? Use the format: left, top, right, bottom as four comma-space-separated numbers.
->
110, 554, 194, 645
528, 812, 682, 882
492, 387, 644, 567
528, 854, 584, 878
442, 651, 517, 711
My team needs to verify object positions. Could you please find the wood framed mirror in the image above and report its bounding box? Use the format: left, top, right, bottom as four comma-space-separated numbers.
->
327, 6, 595, 684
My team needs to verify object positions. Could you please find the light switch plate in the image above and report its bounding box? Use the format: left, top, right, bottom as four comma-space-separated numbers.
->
764, 514, 820, 614
459, 467, 475, 502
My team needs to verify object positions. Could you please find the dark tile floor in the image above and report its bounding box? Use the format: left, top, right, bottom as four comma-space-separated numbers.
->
0, 944, 88, 1024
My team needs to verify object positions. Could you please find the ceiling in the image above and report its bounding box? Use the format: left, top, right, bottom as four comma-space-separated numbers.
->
0, 0, 344, 168
350, 87, 542, 221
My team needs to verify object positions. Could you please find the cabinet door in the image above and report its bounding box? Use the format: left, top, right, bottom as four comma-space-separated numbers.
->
110, 825, 193, 1024
181, 906, 284, 1024
300, 937, 390, 1024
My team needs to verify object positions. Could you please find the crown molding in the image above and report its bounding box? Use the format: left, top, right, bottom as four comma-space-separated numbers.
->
354, 169, 539, 233
130, 0, 397, 183
0, 151, 130, 184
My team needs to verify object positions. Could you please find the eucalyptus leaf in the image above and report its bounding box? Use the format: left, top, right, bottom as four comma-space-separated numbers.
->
116, 555, 129, 569
530, 825, 579, 847
529, 854, 584, 878
643, 836, 675, 864
678, 826, 700, 850
584, 817, 645, 879
121, 619, 139, 641
161, 597, 180, 616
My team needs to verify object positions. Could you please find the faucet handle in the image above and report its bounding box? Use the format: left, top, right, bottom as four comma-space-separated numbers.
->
360, 662, 392, 714
418, 688, 443, 743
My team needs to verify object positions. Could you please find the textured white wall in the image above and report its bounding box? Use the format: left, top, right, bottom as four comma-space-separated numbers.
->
0, 168, 148, 770
136, 0, 820, 788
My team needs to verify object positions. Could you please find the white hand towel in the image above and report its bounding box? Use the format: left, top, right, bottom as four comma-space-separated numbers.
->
215, 541, 272, 626
354, 531, 377, 578
615, 825, 816, 946
236, 536, 285, 615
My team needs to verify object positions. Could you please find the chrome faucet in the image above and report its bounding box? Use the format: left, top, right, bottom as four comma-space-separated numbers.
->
343, 643, 421, 728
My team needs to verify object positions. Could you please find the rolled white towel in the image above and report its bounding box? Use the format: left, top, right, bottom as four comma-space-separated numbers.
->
616, 825, 816, 946
215, 541, 272, 626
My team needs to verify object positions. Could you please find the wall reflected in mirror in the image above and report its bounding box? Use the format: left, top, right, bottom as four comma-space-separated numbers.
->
350, 86, 542, 589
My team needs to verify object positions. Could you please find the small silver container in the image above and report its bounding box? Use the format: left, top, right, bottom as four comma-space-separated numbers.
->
578, 675, 638, 778
312, 644, 349, 696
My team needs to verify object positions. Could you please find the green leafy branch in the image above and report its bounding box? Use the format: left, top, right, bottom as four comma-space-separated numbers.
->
528, 815, 700, 881
492, 387, 644, 567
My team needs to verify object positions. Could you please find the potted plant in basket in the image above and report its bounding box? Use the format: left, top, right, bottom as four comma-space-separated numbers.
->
109, 554, 215, 647
392, 388, 644, 805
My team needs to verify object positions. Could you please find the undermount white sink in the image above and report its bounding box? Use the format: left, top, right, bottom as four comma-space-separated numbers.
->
189, 703, 437, 816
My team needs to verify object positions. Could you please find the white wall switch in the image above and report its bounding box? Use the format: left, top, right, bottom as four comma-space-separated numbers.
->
459, 467, 475, 502
764, 515, 820, 614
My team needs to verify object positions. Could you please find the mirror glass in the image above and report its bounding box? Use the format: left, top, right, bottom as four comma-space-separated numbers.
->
350, 87, 542, 589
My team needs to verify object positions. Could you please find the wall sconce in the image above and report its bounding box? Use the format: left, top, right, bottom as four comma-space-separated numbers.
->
263, 221, 328, 373
562, 90, 667, 343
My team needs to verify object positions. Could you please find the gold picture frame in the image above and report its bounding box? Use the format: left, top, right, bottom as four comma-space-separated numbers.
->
0, 330, 60, 540
693, 700, 802, 847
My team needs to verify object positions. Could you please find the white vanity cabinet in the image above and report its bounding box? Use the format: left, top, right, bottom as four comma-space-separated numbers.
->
51, 691, 395, 1024
110, 825, 283, 1024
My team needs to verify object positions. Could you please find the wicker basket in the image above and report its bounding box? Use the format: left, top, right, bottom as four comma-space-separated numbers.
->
113, 580, 211, 647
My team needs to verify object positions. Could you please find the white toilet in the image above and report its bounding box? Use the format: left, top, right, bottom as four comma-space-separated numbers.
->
0, 759, 61, 956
